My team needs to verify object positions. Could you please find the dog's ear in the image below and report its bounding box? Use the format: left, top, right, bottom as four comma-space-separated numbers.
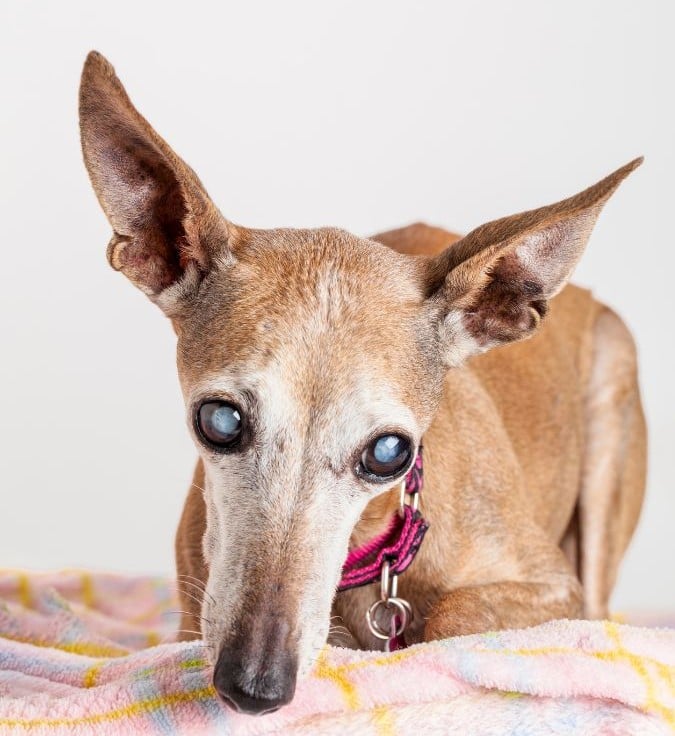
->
79, 51, 229, 308
428, 158, 642, 366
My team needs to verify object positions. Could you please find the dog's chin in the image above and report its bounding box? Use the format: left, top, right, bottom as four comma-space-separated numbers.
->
201, 622, 226, 667
297, 628, 331, 678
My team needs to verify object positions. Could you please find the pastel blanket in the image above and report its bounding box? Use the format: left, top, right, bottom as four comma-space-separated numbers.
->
0, 571, 673, 735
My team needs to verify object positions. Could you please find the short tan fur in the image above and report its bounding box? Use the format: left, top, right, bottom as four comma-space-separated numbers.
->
79, 51, 646, 713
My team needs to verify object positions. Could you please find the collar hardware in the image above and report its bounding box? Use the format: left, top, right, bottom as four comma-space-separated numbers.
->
338, 447, 428, 651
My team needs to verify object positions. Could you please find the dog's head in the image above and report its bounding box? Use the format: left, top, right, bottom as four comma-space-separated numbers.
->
79, 51, 640, 714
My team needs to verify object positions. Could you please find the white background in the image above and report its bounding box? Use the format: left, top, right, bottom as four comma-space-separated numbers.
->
1, 1, 672, 609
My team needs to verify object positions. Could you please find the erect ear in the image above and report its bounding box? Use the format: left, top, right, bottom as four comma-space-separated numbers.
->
79, 51, 229, 308
428, 158, 643, 366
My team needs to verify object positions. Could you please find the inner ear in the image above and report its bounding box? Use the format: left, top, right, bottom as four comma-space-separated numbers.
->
460, 247, 550, 346
104, 150, 189, 294
510, 215, 595, 300
79, 51, 228, 300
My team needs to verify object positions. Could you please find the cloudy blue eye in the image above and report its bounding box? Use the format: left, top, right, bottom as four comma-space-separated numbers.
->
196, 401, 243, 449
360, 434, 412, 479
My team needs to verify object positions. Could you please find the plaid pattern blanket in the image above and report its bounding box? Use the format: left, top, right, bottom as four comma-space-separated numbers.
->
0, 571, 673, 735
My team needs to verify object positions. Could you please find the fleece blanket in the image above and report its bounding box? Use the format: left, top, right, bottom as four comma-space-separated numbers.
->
0, 571, 673, 735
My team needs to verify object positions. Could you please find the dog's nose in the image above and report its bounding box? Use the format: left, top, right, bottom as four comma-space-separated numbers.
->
213, 646, 297, 715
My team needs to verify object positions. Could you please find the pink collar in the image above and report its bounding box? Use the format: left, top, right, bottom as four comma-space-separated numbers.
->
338, 449, 428, 592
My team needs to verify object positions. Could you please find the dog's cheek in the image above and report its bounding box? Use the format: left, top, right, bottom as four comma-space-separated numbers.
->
201, 505, 218, 564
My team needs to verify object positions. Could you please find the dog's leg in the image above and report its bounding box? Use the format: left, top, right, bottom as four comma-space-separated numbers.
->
174, 461, 209, 641
424, 579, 582, 640
578, 307, 647, 619
423, 526, 582, 640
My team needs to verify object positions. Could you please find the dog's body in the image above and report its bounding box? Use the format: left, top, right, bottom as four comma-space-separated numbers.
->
79, 52, 646, 713
176, 223, 646, 650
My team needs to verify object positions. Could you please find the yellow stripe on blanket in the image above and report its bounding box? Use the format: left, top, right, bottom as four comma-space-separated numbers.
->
602, 621, 675, 727
371, 705, 396, 736
80, 572, 95, 608
83, 660, 105, 688
476, 621, 675, 727
0, 687, 216, 729
1, 632, 127, 659
17, 574, 32, 608
314, 648, 360, 710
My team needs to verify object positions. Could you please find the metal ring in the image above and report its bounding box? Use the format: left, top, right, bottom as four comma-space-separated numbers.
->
380, 559, 390, 601
399, 481, 420, 514
390, 573, 398, 599
366, 597, 412, 641
399, 478, 407, 510
380, 561, 399, 601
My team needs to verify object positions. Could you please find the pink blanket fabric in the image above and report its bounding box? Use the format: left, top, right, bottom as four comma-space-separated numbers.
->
0, 571, 673, 735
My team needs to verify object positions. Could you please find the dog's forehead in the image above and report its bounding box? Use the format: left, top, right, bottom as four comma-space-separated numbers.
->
177, 227, 436, 405
227, 227, 424, 315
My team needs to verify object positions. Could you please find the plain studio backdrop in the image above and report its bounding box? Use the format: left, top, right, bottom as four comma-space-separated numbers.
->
1, 2, 673, 610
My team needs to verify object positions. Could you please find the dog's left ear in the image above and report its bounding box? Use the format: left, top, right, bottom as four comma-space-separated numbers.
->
79, 51, 230, 310
428, 158, 642, 366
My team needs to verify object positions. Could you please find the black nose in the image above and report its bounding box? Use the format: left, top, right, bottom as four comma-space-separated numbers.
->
213, 646, 297, 715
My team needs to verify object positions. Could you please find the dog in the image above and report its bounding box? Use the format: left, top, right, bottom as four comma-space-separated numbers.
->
78, 51, 646, 715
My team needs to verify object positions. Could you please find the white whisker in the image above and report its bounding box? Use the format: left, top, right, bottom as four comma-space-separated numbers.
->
177, 575, 215, 605
177, 573, 207, 590
175, 628, 205, 637
165, 609, 214, 624
177, 586, 208, 609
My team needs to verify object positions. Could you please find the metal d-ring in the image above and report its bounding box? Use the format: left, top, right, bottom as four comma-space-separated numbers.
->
399, 478, 420, 515
366, 597, 412, 641
380, 559, 397, 601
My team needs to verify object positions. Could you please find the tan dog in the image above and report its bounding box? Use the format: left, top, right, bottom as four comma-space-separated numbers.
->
79, 51, 646, 714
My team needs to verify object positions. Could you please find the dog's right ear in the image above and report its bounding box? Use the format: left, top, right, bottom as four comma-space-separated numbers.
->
79, 51, 229, 309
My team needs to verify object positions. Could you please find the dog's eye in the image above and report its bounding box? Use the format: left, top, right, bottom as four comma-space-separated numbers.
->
196, 401, 243, 449
360, 434, 412, 480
